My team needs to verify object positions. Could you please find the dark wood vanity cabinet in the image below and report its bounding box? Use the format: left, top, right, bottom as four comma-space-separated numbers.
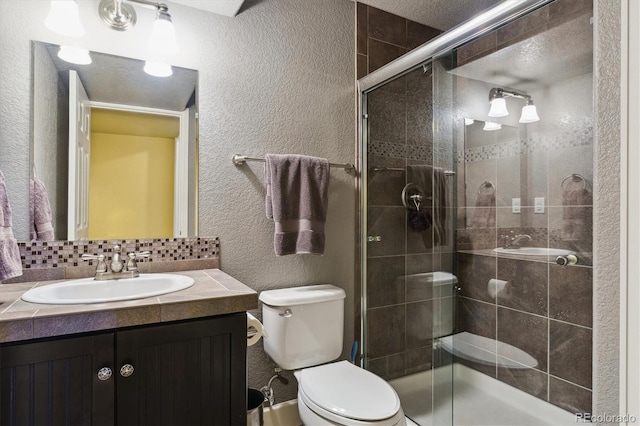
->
0, 313, 247, 426
116, 313, 247, 425
0, 332, 115, 425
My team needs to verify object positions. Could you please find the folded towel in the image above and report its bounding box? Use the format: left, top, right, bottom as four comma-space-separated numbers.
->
0, 170, 23, 282
562, 188, 592, 241
265, 154, 330, 256
407, 165, 447, 245
30, 178, 55, 241
471, 192, 496, 228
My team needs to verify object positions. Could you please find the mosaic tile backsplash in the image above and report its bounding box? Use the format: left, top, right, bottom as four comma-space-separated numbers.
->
18, 237, 220, 269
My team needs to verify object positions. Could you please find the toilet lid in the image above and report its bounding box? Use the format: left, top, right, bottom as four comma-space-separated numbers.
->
298, 361, 401, 421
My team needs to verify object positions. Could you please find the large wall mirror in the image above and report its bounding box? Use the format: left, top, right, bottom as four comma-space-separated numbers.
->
31, 41, 198, 241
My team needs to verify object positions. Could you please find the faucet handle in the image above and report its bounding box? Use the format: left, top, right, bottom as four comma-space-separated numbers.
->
126, 251, 150, 273
81, 254, 107, 273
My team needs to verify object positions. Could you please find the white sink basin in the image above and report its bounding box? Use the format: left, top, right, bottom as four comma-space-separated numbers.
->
493, 247, 575, 257
22, 274, 195, 305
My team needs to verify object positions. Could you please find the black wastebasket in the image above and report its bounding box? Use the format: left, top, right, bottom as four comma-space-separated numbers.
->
247, 388, 265, 426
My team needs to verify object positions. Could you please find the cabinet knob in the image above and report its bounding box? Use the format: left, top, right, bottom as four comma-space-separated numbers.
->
97, 367, 112, 381
120, 364, 135, 378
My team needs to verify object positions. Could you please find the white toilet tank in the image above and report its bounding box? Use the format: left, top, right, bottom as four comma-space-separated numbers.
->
404, 271, 457, 338
259, 285, 346, 370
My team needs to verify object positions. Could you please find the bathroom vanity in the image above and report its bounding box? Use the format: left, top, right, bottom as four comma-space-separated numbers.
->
0, 269, 257, 426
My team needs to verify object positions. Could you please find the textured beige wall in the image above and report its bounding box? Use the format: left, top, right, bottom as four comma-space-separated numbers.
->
32, 42, 67, 237
0, 0, 355, 403
593, 0, 621, 416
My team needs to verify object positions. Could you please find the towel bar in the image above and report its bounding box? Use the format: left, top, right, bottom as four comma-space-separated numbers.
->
233, 154, 356, 174
371, 166, 456, 176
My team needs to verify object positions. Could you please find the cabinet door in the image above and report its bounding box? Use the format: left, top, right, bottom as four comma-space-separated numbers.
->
116, 314, 247, 426
0, 332, 115, 426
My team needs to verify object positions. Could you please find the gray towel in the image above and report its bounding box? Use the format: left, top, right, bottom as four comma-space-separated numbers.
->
265, 154, 330, 256
0, 170, 22, 282
407, 165, 447, 245
30, 178, 55, 241
472, 192, 496, 228
562, 188, 592, 241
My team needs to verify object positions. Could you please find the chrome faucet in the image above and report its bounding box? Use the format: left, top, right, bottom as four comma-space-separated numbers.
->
82, 244, 150, 280
110, 245, 125, 273
500, 233, 532, 249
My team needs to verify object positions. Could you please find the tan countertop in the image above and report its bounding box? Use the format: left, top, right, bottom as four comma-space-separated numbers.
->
458, 249, 593, 266
0, 269, 258, 344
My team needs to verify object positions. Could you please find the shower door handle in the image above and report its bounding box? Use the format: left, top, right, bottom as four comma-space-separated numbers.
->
367, 236, 382, 242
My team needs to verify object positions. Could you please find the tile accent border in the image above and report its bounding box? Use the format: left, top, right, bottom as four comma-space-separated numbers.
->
456, 129, 593, 163
369, 139, 433, 162
366, 131, 591, 164
18, 237, 220, 269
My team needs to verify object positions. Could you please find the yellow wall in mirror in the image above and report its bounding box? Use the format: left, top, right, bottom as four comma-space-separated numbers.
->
92, 109, 180, 138
89, 110, 177, 240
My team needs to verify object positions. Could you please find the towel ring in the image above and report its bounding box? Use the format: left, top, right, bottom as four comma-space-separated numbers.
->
561, 174, 587, 191
478, 181, 495, 195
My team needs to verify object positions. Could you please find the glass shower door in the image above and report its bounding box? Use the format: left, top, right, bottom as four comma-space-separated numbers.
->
362, 56, 457, 426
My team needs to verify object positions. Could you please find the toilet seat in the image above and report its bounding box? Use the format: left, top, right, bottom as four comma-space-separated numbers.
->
297, 361, 403, 425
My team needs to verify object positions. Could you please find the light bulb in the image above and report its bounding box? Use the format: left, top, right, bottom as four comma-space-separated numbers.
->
488, 97, 509, 117
483, 121, 502, 131
148, 11, 179, 55
519, 104, 540, 123
144, 61, 173, 77
58, 46, 92, 65
45, 0, 85, 37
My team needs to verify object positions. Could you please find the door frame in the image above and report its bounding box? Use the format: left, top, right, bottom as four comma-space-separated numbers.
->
88, 101, 190, 238
68, 70, 91, 241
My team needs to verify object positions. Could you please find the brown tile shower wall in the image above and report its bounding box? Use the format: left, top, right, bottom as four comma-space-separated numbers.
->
456, 256, 593, 413
4, 237, 220, 283
358, 4, 442, 379
356, 3, 441, 79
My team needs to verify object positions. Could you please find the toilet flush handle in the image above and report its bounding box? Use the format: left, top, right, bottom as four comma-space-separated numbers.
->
279, 309, 293, 318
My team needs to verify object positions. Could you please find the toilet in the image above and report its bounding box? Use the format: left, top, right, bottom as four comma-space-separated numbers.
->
259, 284, 406, 426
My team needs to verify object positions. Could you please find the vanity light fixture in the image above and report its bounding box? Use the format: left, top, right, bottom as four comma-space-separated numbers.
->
45, 0, 179, 72
98, 0, 180, 76
143, 61, 173, 77
148, 9, 180, 55
98, 0, 180, 53
487, 91, 508, 118
519, 98, 541, 123
57, 46, 92, 65
45, 0, 85, 38
488, 88, 540, 123
483, 121, 502, 131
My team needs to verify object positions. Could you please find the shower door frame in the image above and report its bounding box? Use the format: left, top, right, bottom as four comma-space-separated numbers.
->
356, 0, 555, 389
